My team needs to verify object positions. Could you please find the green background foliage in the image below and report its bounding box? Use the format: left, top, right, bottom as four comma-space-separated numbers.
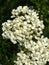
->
0, 0, 49, 65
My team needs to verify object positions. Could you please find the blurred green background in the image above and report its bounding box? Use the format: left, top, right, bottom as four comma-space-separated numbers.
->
0, 0, 49, 65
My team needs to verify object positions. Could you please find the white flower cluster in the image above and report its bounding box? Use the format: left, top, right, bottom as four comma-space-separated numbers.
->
14, 36, 49, 65
2, 6, 44, 44
2, 6, 49, 65
14, 43, 49, 65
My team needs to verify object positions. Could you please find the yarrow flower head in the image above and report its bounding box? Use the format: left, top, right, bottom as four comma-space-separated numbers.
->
2, 6, 44, 44
2, 6, 49, 65
14, 36, 49, 65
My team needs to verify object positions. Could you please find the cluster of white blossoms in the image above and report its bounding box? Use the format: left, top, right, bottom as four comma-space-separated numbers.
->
2, 6, 44, 44
2, 6, 49, 65
14, 46, 49, 65
14, 36, 49, 65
